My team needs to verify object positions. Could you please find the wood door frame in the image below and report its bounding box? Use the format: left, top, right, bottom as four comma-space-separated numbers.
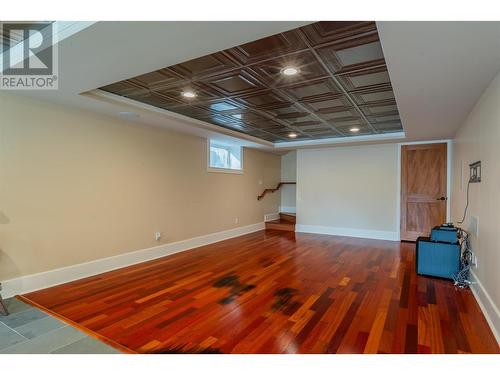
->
396, 140, 452, 241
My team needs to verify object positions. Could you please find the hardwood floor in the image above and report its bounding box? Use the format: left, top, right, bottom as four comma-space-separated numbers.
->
20, 230, 499, 354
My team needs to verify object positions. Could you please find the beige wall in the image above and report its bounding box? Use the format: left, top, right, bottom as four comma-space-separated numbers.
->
451, 70, 500, 316
0, 93, 281, 280
296, 144, 398, 236
280, 151, 296, 212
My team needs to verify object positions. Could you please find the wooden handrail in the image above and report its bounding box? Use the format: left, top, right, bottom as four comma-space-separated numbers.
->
257, 182, 296, 200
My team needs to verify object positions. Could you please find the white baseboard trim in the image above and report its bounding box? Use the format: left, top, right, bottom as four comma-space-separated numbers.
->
0, 222, 265, 299
295, 224, 399, 241
264, 212, 280, 222
279, 206, 296, 214
469, 270, 500, 344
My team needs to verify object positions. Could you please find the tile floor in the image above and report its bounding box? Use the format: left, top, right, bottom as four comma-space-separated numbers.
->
0, 297, 120, 354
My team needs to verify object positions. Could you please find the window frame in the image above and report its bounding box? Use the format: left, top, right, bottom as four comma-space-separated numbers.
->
207, 139, 244, 174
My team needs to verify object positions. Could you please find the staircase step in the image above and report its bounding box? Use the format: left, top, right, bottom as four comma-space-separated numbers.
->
279, 212, 296, 223
265, 219, 295, 232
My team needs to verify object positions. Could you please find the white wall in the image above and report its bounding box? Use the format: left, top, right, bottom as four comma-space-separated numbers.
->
451, 70, 500, 341
296, 144, 399, 240
280, 151, 296, 213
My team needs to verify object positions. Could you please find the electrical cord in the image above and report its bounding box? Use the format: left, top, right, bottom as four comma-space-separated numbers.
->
457, 179, 471, 224
453, 227, 473, 288
451, 176, 475, 287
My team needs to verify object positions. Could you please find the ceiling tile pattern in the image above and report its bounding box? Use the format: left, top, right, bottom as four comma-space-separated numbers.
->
100, 21, 403, 143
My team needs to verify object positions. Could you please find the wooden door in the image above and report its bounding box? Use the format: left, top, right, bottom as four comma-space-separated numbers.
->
400, 143, 447, 241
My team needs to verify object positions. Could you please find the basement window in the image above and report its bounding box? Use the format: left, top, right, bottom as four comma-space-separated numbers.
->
208, 140, 243, 173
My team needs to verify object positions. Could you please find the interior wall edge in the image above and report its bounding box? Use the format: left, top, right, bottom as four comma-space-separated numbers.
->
470, 270, 500, 344
0, 222, 265, 299
295, 224, 399, 241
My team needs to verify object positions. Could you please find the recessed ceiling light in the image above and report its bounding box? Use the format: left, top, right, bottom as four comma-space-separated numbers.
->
281, 66, 299, 76
288, 132, 298, 138
182, 90, 197, 98
350, 127, 360, 133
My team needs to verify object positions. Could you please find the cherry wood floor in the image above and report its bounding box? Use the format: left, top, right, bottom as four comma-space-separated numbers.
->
21, 230, 499, 354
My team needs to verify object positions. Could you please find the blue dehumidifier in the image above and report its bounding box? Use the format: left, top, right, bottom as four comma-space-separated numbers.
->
416, 226, 460, 280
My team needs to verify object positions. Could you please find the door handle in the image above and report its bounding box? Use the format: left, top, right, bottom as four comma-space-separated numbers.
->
436, 197, 448, 201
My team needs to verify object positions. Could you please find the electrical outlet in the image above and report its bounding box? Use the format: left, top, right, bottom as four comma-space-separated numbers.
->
471, 252, 478, 268
155, 232, 161, 241
234, 218, 239, 224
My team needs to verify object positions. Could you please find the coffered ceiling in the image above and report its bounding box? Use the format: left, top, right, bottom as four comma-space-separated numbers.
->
99, 21, 402, 143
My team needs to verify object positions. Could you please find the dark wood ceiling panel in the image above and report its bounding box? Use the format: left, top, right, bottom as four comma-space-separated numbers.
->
230, 111, 283, 130
228, 110, 268, 123
208, 115, 246, 129
154, 83, 219, 103
260, 103, 307, 118
235, 90, 292, 109
126, 92, 183, 109
367, 114, 401, 124
247, 120, 284, 130
204, 69, 265, 96
197, 99, 243, 114
301, 94, 351, 113
101, 80, 149, 97
326, 118, 365, 129
316, 34, 385, 74
245, 129, 283, 142
350, 87, 395, 105
375, 121, 404, 133
295, 122, 331, 131
248, 51, 329, 87
282, 78, 342, 102
168, 52, 239, 80
172, 105, 215, 119
268, 110, 320, 127
226, 30, 307, 65
98, 21, 403, 143
300, 21, 377, 46
304, 128, 342, 137
318, 108, 359, 122
337, 66, 391, 91
360, 103, 399, 116
129, 69, 182, 91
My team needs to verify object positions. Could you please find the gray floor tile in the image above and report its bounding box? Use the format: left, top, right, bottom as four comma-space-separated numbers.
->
0, 307, 47, 329
52, 336, 121, 354
0, 325, 85, 354
0, 300, 122, 354
0, 323, 27, 350
15, 315, 66, 339
2, 298, 32, 315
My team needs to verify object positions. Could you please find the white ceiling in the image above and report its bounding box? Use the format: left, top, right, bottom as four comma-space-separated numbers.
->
5, 21, 500, 151
377, 21, 500, 141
